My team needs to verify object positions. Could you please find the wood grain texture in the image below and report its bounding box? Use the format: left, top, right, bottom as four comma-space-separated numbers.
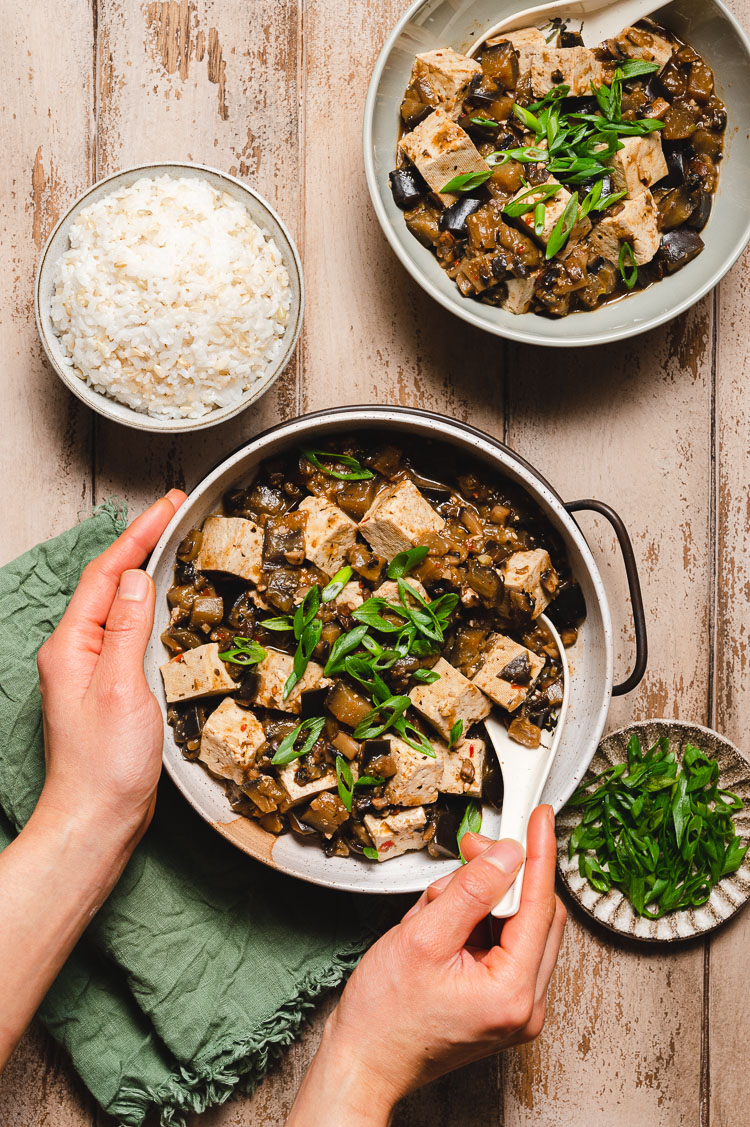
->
709, 244, 750, 1127
501, 309, 714, 1124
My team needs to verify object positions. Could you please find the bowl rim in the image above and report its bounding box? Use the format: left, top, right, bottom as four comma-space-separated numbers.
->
33, 160, 305, 434
362, 0, 750, 348
146, 404, 616, 893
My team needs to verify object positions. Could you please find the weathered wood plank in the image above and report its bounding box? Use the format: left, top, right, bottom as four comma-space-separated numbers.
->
93, 0, 302, 511
299, 0, 504, 430
0, 1, 96, 1123
0, 0, 94, 563
500, 309, 714, 1125
709, 246, 750, 1127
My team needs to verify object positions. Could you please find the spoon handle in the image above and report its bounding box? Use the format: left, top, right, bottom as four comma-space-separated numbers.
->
491, 747, 552, 918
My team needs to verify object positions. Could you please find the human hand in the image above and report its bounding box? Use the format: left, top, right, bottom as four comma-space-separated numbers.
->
35, 491, 186, 860
288, 806, 565, 1126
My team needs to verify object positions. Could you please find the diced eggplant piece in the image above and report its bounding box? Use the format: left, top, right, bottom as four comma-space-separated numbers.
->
245, 480, 289, 518
300, 686, 329, 719
656, 228, 704, 274
259, 811, 286, 835
347, 542, 385, 584
656, 186, 696, 231
172, 703, 207, 747
546, 582, 586, 629
177, 529, 203, 563
466, 559, 501, 602
362, 739, 397, 778
226, 590, 256, 632
244, 775, 287, 814
263, 511, 307, 567
300, 793, 350, 836
326, 682, 373, 728
336, 478, 379, 520
499, 652, 532, 685
233, 670, 261, 708
688, 190, 712, 231
288, 808, 318, 836
655, 144, 685, 189
389, 167, 427, 210
264, 566, 299, 613
559, 29, 584, 47
427, 805, 462, 859
482, 750, 503, 808
404, 201, 442, 248
189, 594, 223, 628
690, 127, 723, 162
438, 197, 483, 239
160, 626, 206, 654
478, 41, 519, 90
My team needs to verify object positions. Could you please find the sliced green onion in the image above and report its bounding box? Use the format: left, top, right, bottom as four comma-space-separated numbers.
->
457, 800, 483, 862
618, 241, 639, 289
321, 566, 353, 602
218, 637, 268, 666
271, 716, 327, 766
440, 168, 493, 193
301, 448, 374, 481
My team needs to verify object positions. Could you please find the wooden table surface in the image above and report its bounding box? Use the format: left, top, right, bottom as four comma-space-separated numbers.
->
1, 1, 748, 1124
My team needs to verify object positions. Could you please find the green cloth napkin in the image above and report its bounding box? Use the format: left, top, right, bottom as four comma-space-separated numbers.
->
0, 504, 374, 1125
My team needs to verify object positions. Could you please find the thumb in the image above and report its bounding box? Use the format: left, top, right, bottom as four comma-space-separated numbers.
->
96, 569, 155, 684
418, 839, 525, 955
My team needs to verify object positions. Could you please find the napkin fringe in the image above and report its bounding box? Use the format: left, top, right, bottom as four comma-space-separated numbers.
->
113, 936, 369, 1126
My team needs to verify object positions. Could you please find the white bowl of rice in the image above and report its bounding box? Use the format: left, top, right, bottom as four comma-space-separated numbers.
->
35, 163, 303, 432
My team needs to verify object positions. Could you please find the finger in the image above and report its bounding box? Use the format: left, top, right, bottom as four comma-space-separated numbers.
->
94, 568, 156, 687
60, 492, 185, 637
458, 832, 497, 864
410, 838, 524, 956
490, 806, 557, 975
534, 896, 566, 1006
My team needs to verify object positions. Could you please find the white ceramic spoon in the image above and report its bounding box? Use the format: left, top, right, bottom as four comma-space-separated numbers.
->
466, 0, 660, 54
484, 613, 570, 918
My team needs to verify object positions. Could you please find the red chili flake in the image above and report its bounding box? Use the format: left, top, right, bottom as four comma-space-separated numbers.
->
174, 653, 184, 663
201, 588, 211, 596
469, 744, 475, 757
240, 723, 247, 732
381, 840, 394, 852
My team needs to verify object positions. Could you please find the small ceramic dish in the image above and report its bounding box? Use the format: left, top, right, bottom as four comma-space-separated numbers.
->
363, 0, 750, 347
557, 719, 750, 942
34, 162, 304, 434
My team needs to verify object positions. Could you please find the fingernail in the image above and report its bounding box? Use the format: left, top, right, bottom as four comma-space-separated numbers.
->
469, 833, 496, 848
545, 804, 556, 828
119, 569, 150, 602
485, 838, 525, 874
165, 489, 184, 509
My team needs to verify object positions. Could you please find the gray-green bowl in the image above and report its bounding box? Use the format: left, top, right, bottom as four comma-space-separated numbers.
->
363, 0, 750, 347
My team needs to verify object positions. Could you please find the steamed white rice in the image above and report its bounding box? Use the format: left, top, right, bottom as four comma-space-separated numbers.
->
50, 175, 291, 419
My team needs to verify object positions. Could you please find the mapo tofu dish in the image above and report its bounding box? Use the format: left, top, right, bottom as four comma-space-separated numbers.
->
391, 20, 726, 316
160, 439, 585, 863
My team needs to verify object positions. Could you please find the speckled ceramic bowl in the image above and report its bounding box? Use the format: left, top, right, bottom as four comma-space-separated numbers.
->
34, 162, 304, 434
145, 405, 647, 895
557, 719, 750, 941
363, 0, 750, 347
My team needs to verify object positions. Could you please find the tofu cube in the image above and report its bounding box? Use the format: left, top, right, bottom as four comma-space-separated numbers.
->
502, 549, 558, 619
277, 762, 337, 809
405, 48, 482, 119
508, 179, 590, 251
439, 736, 486, 798
160, 643, 237, 704
615, 25, 674, 71
589, 190, 660, 265
472, 633, 545, 712
607, 134, 668, 197
364, 807, 427, 862
359, 479, 445, 559
409, 656, 491, 742
252, 649, 330, 715
336, 579, 366, 615
374, 736, 443, 807
373, 577, 429, 605
199, 699, 265, 784
502, 273, 540, 315
196, 516, 264, 585
298, 496, 358, 577
400, 109, 490, 204
528, 47, 606, 97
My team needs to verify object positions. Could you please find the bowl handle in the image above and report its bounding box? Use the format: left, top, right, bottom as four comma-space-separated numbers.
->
565, 499, 647, 696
